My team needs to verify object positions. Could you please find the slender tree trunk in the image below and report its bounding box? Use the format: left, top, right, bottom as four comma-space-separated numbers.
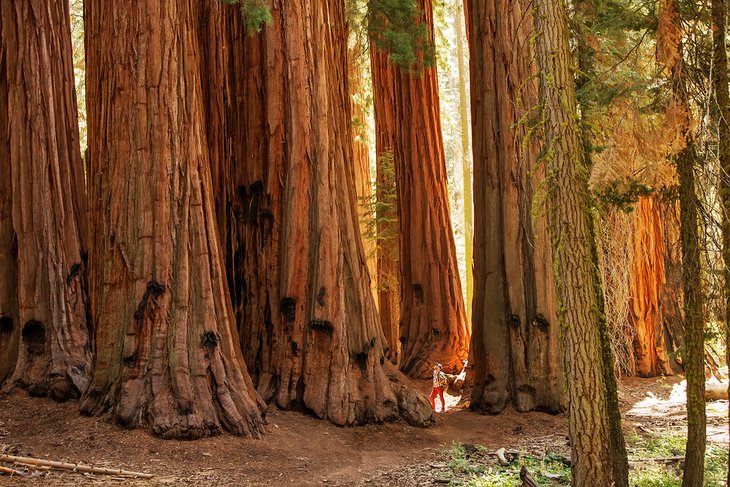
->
0, 0, 90, 401
219, 1, 433, 427
531, 0, 627, 483
348, 44, 379, 320
466, 0, 564, 414
80, 0, 265, 439
369, 47, 401, 365
455, 2, 473, 323
711, 0, 729, 483
629, 196, 675, 376
659, 199, 686, 373
657, 0, 708, 482
370, 0, 470, 378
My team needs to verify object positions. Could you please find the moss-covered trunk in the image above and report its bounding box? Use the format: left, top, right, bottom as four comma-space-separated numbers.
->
531, 0, 628, 483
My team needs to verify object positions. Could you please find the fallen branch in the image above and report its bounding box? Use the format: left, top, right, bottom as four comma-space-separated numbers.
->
520, 466, 541, 487
0, 454, 153, 479
0, 465, 31, 477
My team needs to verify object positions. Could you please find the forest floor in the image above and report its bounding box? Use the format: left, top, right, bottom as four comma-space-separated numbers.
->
0, 376, 727, 486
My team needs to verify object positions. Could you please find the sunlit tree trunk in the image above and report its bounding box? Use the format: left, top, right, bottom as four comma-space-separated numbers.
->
348, 46, 377, 283
455, 2, 473, 323
712, 0, 729, 482
657, 0, 707, 482
466, 0, 564, 414
0, 0, 90, 401
80, 0, 265, 439
629, 196, 675, 376
370, 0, 470, 378
369, 48, 402, 365
531, 0, 628, 483
219, 1, 433, 426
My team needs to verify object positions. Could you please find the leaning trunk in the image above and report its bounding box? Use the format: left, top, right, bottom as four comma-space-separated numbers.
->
0, 0, 90, 401
466, 0, 563, 414
220, 0, 433, 427
370, 0, 470, 377
80, 0, 265, 439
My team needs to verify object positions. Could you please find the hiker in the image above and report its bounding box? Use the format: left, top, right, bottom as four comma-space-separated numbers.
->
430, 363, 448, 412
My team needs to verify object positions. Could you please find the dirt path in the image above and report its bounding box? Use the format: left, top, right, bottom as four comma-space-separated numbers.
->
0, 377, 726, 486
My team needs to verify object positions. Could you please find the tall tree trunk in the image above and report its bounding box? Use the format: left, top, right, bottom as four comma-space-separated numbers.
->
348, 44, 379, 319
80, 0, 265, 439
659, 0, 707, 482
659, 199, 686, 373
466, 0, 564, 414
370, 0, 470, 378
220, 1, 433, 427
629, 196, 675, 376
455, 2, 473, 323
712, 0, 729, 482
0, 0, 90, 401
369, 48, 401, 365
531, 0, 628, 483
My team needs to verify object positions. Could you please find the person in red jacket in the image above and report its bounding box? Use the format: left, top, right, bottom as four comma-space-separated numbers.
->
429, 363, 448, 412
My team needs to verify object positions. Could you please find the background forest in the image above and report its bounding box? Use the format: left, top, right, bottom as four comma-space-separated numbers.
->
1, 0, 730, 485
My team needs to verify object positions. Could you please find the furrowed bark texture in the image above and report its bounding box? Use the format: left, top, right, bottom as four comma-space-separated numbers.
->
629, 196, 675, 376
370, 0, 470, 378
664, 0, 706, 482
220, 1, 433, 427
466, 0, 564, 415
80, 0, 265, 439
711, 0, 730, 481
531, 0, 625, 484
659, 200, 685, 372
0, 0, 90, 401
369, 46, 401, 365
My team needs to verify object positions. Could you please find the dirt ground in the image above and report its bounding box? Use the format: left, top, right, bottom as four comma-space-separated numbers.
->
0, 377, 727, 486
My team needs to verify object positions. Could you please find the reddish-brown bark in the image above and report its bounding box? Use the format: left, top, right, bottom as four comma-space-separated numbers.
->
0, 0, 90, 401
629, 196, 675, 376
80, 0, 265, 439
370, 0, 469, 378
218, 1, 433, 426
466, 0, 564, 414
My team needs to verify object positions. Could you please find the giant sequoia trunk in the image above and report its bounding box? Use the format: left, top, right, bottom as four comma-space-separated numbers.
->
370, 0, 469, 377
368, 49, 401, 365
80, 0, 265, 439
531, 0, 628, 484
0, 0, 90, 401
466, 0, 564, 415
219, 1, 432, 427
629, 196, 676, 376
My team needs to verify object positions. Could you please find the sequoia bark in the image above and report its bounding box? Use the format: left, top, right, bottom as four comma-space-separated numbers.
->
0, 0, 90, 401
80, 0, 265, 439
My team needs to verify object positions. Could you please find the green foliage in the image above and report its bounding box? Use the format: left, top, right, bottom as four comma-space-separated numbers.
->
221, 0, 272, 36
359, 150, 399, 291
367, 0, 434, 69
434, 435, 728, 487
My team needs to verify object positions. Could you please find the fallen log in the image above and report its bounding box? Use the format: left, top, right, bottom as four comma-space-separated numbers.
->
705, 381, 729, 401
0, 454, 153, 478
